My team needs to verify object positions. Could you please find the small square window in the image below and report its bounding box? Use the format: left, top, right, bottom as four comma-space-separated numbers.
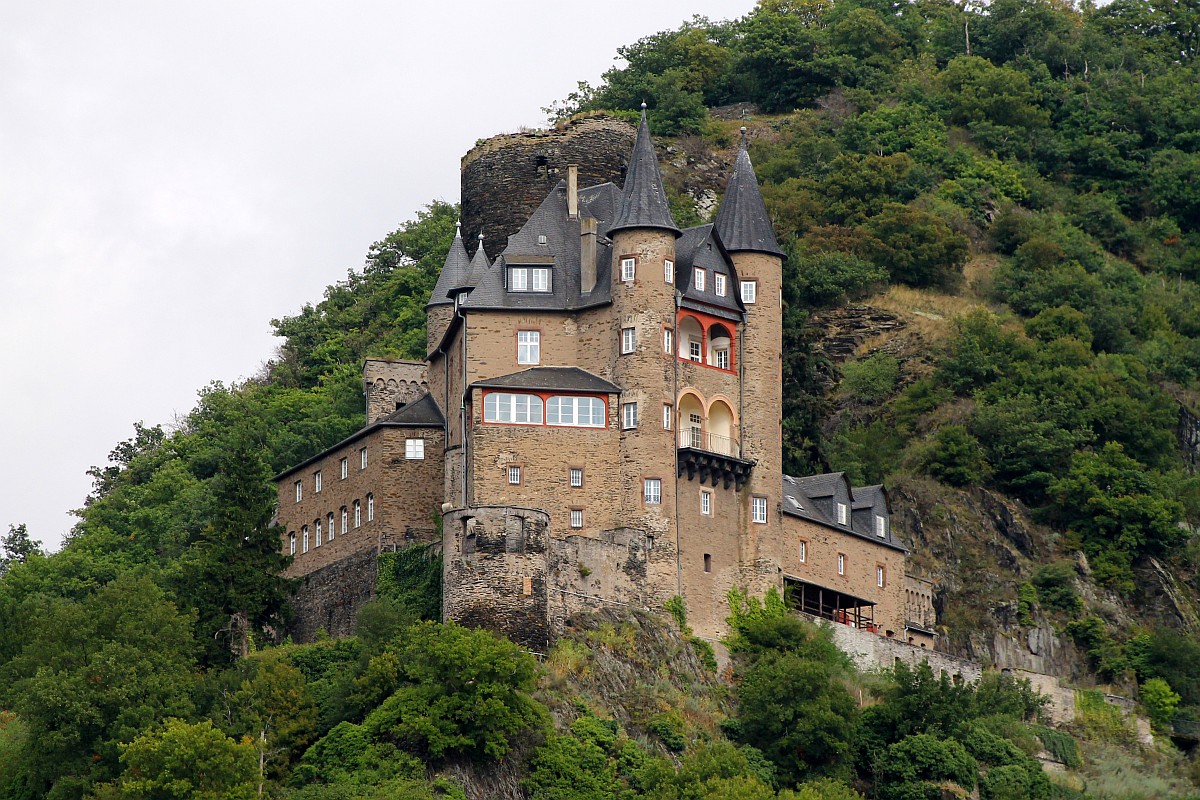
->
837, 553, 846, 576
703, 553, 712, 573
663, 404, 673, 431
693, 268, 705, 291
622, 402, 638, 430
715, 274, 727, 297
740, 280, 757, 304
570, 509, 584, 529
798, 540, 807, 563
294, 480, 302, 503
621, 257, 636, 282
621, 327, 636, 354
700, 490, 712, 516
689, 340, 702, 362
340, 457, 348, 479
517, 330, 540, 365
664, 259, 674, 284
663, 327, 673, 354
643, 478, 662, 504
569, 467, 583, 487
314, 470, 322, 493
752, 496, 767, 524
360, 447, 368, 470
406, 438, 425, 460
508, 465, 522, 485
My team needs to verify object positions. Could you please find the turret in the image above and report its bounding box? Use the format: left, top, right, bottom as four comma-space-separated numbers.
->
426, 222, 471, 355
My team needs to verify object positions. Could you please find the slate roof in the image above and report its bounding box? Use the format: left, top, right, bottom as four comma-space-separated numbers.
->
608, 108, 680, 238
456, 232, 491, 293
470, 366, 621, 394
782, 473, 907, 552
676, 224, 746, 321
713, 132, 785, 258
427, 225, 471, 308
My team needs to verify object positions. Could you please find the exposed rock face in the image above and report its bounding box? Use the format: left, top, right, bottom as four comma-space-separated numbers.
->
810, 306, 908, 365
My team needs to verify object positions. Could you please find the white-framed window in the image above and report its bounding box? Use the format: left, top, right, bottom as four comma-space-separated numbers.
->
484, 392, 544, 424
714, 348, 730, 370
689, 340, 702, 362
877, 565, 886, 588
327, 512, 335, 541
367, 493, 375, 522
644, 478, 662, 505
547, 396, 605, 427
360, 447, 368, 470
537, 234, 548, 245
836, 502, 848, 525
837, 553, 846, 576
569, 467, 583, 488
740, 280, 757, 304
752, 496, 768, 524
302, 526, 309, 553
693, 267, 705, 291
289, 532, 296, 555
621, 327, 636, 354
315, 519, 322, 547
353, 500, 362, 528
715, 274, 727, 297
663, 404, 673, 430
875, 515, 888, 538
340, 457, 348, 479
798, 540, 807, 563
340, 506, 348, 535
687, 413, 703, 448
406, 438, 425, 460
570, 509, 584, 529
314, 470, 322, 493
664, 259, 674, 284
700, 490, 712, 516
663, 327, 673, 354
509, 266, 551, 292
294, 480, 302, 503
508, 465, 522, 485
622, 402, 638, 430
621, 257, 636, 282
517, 330, 540, 365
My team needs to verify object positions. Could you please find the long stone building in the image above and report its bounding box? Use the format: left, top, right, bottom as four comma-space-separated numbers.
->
274, 110, 936, 651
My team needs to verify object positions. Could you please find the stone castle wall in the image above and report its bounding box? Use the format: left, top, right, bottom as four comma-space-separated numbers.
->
364, 359, 429, 423
288, 546, 380, 642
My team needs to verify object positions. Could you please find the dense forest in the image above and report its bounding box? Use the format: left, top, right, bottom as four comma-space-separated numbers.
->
4, 0, 1200, 797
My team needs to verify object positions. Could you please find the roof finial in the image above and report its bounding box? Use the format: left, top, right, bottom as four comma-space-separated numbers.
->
739, 125, 748, 148
455, 220, 462, 236
478, 229, 484, 242
640, 101, 647, 111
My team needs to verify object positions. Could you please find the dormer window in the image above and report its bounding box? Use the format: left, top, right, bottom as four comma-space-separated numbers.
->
837, 502, 848, 525
509, 266, 551, 292
693, 268, 705, 291
875, 515, 888, 538
537, 234, 548, 245
715, 274, 727, 297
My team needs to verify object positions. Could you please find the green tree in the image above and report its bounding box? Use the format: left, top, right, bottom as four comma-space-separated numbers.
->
1140, 677, 1181, 730
96, 719, 257, 800
0, 524, 41, 578
860, 203, 969, 289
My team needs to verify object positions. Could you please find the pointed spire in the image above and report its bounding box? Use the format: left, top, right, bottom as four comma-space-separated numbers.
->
427, 221, 472, 307
609, 104, 680, 238
713, 128, 785, 258
458, 231, 490, 292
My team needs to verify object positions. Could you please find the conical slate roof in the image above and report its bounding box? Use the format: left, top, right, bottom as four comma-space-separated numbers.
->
427, 223, 472, 307
458, 232, 491, 291
713, 130, 785, 257
608, 107, 680, 238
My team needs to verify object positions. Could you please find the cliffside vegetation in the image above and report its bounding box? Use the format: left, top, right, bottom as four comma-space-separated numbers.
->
4, 0, 1200, 797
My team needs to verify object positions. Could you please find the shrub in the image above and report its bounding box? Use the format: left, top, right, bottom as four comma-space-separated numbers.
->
1031, 562, 1080, 614
922, 425, 989, 487
876, 733, 978, 790
840, 353, 900, 404
1140, 678, 1181, 730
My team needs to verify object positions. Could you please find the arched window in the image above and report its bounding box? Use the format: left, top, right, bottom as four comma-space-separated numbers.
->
678, 316, 704, 362
302, 526, 309, 553
328, 512, 335, 542
708, 400, 735, 456
353, 500, 362, 528
678, 393, 704, 449
288, 532, 296, 555
315, 518, 322, 547
367, 493, 375, 522
340, 506, 348, 534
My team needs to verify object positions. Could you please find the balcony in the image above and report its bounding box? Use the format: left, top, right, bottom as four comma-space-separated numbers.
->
677, 430, 754, 490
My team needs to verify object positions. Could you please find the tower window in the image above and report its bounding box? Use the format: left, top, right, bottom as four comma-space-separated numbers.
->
621, 257, 636, 282
569, 467, 583, 487
570, 509, 584, 529
643, 478, 662, 505
664, 259, 674, 284
752, 496, 767, 524
508, 465, 522, 485
622, 402, 638, 430
663, 404, 673, 431
741, 280, 757, 304
700, 490, 712, 516
663, 327, 673, 354
621, 327, 636, 354
517, 330, 540, 364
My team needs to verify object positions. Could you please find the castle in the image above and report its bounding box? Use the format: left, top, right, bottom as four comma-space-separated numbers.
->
274, 111, 937, 652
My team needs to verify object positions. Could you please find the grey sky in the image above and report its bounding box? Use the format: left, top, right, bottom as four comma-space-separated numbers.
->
1, 1, 755, 551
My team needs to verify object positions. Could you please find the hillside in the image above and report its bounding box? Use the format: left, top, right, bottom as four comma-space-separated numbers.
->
4, 0, 1200, 798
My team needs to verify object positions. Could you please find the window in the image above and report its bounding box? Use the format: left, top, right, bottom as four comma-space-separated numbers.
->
302, 526, 309, 553
360, 447, 367, 470
328, 512, 335, 542
508, 465, 522, 485
353, 500, 361, 528
875, 515, 888, 538
367, 493, 375, 522
406, 438, 425, 460
484, 392, 544, 424
704, 553, 712, 573
687, 413, 702, 448
714, 348, 730, 370
314, 470, 322, 493
700, 490, 712, 515
877, 565, 886, 588
621, 257, 636, 282
547, 396, 605, 427
570, 509, 584, 529
664, 259, 674, 284
693, 267, 705, 291
294, 480, 302, 502
622, 402, 638, 429
644, 478, 662, 504
752, 496, 768, 524
715, 273, 726, 297
837, 553, 846, 576
836, 502, 848, 525
315, 519, 322, 547
663, 327, 673, 354
509, 266, 551, 292
288, 532, 296, 555
517, 330, 540, 365
340, 457, 348, 479
340, 506, 348, 535
740, 280, 757, 304
569, 467, 583, 488
621, 327, 636, 354
689, 340, 702, 362
663, 404, 673, 430
537, 234, 548, 245
798, 540, 807, 563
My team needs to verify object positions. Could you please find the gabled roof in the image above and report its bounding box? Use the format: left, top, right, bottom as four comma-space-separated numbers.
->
713, 131, 785, 258
782, 473, 907, 552
608, 108, 680, 238
676, 223, 745, 321
427, 225, 472, 308
470, 366, 621, 394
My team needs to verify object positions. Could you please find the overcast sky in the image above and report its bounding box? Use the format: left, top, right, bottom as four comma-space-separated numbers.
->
1, 1, 756, 552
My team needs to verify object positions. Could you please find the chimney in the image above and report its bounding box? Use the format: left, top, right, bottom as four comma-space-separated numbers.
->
580, 217, 598, 294
567, 165, 579, 219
